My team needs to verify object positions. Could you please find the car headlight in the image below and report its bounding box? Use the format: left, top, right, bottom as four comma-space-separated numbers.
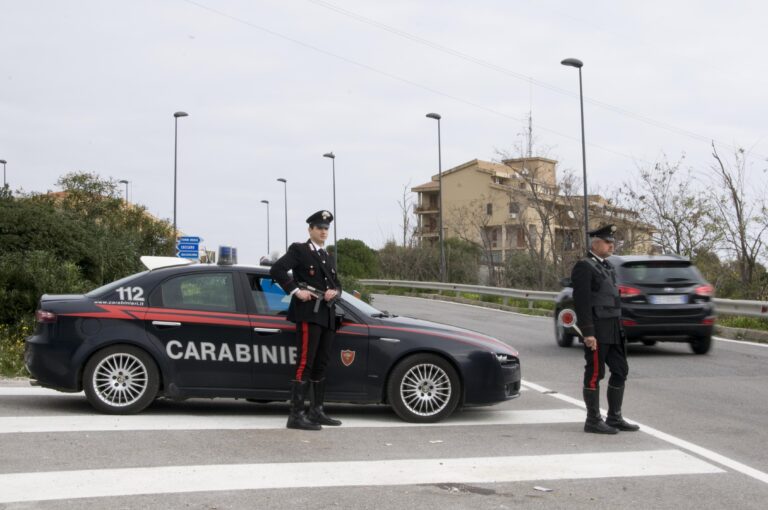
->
495, 353, 517, 365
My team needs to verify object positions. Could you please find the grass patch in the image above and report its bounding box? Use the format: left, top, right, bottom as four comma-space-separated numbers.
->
0, 318, 32, 378
718, 315, 768, 332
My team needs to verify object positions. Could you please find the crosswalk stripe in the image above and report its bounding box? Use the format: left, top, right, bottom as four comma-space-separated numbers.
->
0, 449, 722, 504
0, 408, 584, 434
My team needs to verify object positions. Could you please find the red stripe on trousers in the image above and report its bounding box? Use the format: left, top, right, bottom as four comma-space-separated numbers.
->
295, 322, 309, 380
589, 344, 600, 389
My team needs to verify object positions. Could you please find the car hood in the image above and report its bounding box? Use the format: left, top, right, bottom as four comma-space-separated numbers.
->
373, 314, 518, 356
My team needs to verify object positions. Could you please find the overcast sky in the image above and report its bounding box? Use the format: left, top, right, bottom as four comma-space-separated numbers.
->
2, 0, 767, 263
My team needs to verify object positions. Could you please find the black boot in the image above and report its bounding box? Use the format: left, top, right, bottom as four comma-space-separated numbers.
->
286, 380, 321, 431
307, 379, 342, 426
606, 385, 640, 431
583, 387, 618, 434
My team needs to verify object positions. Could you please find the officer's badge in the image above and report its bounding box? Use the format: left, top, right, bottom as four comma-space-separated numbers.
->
340, 349, 355, 366
321, 211, 331, 220
309, 265, 315, 277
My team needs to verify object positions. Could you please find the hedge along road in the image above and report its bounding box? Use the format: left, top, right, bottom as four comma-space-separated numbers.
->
372, 294, 768, 480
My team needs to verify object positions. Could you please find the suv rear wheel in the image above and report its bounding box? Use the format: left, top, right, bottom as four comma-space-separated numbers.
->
554, 313, 574, 347
690, 335, 712, 355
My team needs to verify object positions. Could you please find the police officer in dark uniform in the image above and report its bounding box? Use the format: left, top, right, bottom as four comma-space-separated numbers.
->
571, 224, 640, 434
270, 210, 343, 431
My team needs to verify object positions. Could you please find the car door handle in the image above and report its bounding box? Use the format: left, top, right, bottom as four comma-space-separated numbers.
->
254, 327, 282, 334
152, 321, 182, 328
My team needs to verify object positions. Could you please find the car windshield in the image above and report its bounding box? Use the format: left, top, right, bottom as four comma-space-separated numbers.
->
341, 291, 389, 317
86, 272, 148, 298
618, 262, 702, 284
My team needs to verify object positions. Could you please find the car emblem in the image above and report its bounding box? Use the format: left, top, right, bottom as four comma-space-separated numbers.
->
664, 287, 674, 292
340, 349, 355, 366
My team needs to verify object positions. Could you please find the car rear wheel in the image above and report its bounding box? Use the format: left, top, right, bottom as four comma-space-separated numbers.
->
83, 345, 159, 414
554, 316, 574, 347
690, 335, 712, 355
387, 354, 460, 423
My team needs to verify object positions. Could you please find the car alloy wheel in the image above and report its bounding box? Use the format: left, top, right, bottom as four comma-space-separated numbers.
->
84, 345, 159, 414
388, 353, 460, 423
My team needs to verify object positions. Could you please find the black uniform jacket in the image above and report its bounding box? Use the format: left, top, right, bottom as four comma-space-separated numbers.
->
269, 240, 342, 329
571, 253, 622, 344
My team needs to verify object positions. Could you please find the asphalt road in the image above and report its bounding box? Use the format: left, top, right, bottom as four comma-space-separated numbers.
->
0, 294, 766, 509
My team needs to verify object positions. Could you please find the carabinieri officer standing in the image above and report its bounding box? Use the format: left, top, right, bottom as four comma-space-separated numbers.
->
270, 210, 343, 431
571, 224, 640, 434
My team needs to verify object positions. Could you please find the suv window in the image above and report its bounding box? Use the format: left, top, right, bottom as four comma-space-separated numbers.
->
617, 261, 702, 284
154, 273, 237, 312
249, 275, 291, 316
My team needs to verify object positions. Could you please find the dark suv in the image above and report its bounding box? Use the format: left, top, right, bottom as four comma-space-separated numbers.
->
554, 255, 715, 354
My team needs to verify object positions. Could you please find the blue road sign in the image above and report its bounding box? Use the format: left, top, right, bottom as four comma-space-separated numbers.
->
178, 236, 202, 243
176, 243, 199, 251
177, 250, 200, 259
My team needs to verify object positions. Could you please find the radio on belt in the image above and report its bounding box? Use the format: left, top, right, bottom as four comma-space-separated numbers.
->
217, 246, 238, 265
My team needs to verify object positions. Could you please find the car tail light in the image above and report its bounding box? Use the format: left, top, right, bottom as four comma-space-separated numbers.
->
702, 317, 716, 325
694, 284, 715, 297
35, 310, 57, 323
621, 319, 638, 327
618, 285, 642, 297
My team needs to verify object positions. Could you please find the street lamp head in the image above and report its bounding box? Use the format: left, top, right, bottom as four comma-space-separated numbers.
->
173, 111, 189, 118
0, 160, 6, 165
261, 199, 269, 204
560, 58, 584, 68
119, 179, 129, 184
426, 112, 441, 120
323, 152, 335, 159
277, 178, 287, 183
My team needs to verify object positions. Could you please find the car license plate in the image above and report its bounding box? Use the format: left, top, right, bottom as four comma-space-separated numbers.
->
649, 294, 688, 305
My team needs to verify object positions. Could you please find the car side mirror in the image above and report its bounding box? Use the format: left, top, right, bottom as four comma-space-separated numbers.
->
559, 277, 572, 288
335, 310, 346, 330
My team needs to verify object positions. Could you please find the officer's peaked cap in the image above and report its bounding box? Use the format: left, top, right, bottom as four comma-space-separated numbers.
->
588, 224, 617, 242
306, 210, 334, 228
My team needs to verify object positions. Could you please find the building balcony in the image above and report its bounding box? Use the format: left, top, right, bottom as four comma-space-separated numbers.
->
414, 205, 439, 214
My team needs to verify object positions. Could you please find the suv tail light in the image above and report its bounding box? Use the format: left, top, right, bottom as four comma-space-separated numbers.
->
35, 310, 57, 323
694, 284, 715, 297
618, 285, 642, 297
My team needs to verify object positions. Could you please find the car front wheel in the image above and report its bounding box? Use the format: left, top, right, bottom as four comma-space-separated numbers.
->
83, 345, 159, 414
387, 354, 461, 423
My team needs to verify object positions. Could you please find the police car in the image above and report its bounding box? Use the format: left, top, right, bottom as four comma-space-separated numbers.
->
25, 256, 521, 423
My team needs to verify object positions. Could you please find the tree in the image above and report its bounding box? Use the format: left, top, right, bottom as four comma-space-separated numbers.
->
619, 155, 719, 258
710, 143, 768, 297
334, 239, 379, 279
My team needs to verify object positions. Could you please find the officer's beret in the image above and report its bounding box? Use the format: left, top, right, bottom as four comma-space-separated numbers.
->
306, 210, 334, 228
588, 224, 617, 242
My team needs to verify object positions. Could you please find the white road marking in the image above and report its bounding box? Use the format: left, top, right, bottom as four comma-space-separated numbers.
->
0, 386, 81, 396
0, 449, 721, 504
0, 408, 583, 434
713, 336, 768, 349
521, 379, 768, 485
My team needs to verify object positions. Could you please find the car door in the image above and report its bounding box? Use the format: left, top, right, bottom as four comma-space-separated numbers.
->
145, 270, 253, 390
244, 272, 369, 396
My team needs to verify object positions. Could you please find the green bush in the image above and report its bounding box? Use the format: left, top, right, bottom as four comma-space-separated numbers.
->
718, 315, 768, 332
0, 318, 32, 377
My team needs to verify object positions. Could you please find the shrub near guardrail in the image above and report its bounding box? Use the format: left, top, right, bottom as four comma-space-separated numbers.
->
0, 319, 32, 377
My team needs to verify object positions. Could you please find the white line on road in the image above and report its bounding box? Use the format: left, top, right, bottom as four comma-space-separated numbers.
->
0, 449, 721, 504
713, 336, 768, 349
521, 379, 768, 485
0, 407, 582, 434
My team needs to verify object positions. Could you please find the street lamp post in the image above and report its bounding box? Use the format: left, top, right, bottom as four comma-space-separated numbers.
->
425, 113, 446, 282
560, 58, 590, 249
322, 152, 337, 263
119, 179, 129, 206
277, 178, 288, 252
173, 111, 189, 239
0, 159, 6, 188
260, 199, 271, 255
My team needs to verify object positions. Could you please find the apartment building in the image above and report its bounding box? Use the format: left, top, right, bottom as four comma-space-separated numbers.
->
412, 157, 654, 265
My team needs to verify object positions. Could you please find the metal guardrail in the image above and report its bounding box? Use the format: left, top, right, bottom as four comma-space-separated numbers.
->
359, 279, 768, 318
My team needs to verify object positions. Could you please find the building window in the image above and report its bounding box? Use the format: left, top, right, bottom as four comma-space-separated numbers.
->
486, 203, 493, 215
508, 202, 519, 218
